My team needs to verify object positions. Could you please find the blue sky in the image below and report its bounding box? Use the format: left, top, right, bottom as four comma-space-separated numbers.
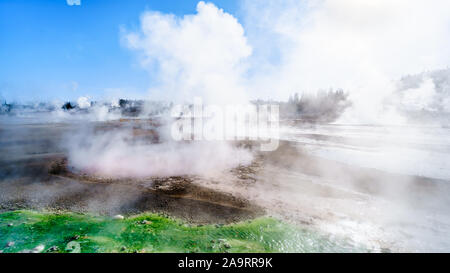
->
0, 0, 240, 102
2, 0, 448, 106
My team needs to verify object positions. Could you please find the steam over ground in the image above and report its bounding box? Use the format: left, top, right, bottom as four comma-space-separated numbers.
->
66, 126, 253, 178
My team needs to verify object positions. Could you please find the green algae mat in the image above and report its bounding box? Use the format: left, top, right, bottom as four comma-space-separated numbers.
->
0, 210, 364, 253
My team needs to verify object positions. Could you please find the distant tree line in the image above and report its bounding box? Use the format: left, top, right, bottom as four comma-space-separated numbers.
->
253, 89, 351, 123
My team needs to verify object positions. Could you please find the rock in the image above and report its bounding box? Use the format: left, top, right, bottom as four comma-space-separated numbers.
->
223, 243, 231, 249
32, 244, 45, 253
141, 220, 152, 225
113, 214, 124, 220
70, 235, 80, 240
120, 246, 127, 251
7, 223, 13, 227
6, 241, 15, 247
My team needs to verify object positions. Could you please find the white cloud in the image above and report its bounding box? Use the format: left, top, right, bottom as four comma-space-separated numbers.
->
242, 0, 450, 123
124, 1, 252, 104
66, 0, 81, 6
124, 0, 450, 123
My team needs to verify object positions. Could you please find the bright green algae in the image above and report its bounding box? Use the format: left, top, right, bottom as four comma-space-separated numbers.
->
0, 210, 365, 253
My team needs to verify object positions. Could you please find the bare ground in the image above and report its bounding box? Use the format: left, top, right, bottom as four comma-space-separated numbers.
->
2, 121, 450, 251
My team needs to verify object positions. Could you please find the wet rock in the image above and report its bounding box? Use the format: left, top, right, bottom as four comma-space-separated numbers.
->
113, 214, 124, 220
